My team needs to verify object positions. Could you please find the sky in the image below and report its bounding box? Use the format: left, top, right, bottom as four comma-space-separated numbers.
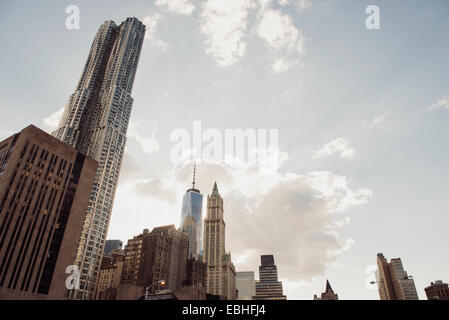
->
0, 0, 449, 300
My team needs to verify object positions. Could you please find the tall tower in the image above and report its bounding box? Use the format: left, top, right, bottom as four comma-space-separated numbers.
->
376, 253, 419, 300
53, 17, 145, 299
253, 255, 286, 300
203, 183, 236, 299
180, 164, 203, 259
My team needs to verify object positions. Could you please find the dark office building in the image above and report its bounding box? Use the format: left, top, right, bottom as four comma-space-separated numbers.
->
252, 255, 286, 300
0, 125, 97, 299
104, 240, 123, 255
121, 225, 189, 294
183, 258, 207, 288
425, 280, 449, 300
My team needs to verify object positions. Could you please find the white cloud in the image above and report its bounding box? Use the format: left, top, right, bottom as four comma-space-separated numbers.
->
128, 121, 160, 154
372, 111, 391, 125
256, 5, 306, 72
43, 107, 64, 131
429, 96, 449, 110
155, 0, 195, 16
307, 171, 373, 213
313, 138, 356, 160
200, 0, 256, 67
279, 0, 312, 11
143, 14, 169, 51
362, 111, 391, 127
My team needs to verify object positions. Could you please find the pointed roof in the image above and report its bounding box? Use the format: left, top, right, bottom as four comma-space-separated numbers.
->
325, 280, 334, 294
211, 182, 219, 196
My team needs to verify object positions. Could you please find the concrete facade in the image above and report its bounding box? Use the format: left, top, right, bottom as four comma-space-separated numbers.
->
376, 253, 419, 300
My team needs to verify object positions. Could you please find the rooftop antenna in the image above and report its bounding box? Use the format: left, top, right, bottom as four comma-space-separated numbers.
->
192, 162, 196, 190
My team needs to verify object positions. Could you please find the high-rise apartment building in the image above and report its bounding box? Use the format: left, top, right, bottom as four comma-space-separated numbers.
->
253, 255, 286, 300
0, 125, 97, 299
95, 249, 125, 299
52, 17, 145, 299
121, 225, 188, 294
180, 165, 203, 259
376, 253, 419, 300
424, 280, 449, 300
203, 183, 236, 300
236, 271, 255, 300
120, 229, 145, 287
313, 280, 339, 300
104, 240, 123, 255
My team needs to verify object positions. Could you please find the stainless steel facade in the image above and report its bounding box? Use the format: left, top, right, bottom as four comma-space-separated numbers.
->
53, 17, 145, 299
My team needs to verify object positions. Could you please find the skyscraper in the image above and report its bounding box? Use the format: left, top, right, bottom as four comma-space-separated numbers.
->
0, 125, 97, 299
203, 182, 236, 300
376, 253, 419, 300
52, 18, 145, 299
104, 240, 123, 255
236, 271, 256, 300
180, 165, 203, 259
253, 255, 286, 300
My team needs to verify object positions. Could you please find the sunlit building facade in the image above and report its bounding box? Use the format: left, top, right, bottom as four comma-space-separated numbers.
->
376, 253, 418, 300
180, 166, 203, 259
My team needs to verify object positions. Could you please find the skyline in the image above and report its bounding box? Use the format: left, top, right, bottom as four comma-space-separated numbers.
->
0, 0, 449, 300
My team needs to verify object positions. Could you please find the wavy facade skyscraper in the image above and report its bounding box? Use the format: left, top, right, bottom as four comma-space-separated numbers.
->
53, 17, 145, 300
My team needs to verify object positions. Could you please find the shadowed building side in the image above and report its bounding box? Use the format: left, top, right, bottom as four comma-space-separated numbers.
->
0, 125, 97, 300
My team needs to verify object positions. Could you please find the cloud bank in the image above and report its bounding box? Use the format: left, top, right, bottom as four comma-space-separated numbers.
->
111, 155, 372, 282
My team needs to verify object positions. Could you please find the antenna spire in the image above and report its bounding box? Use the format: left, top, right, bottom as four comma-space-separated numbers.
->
192, 162, 196, 189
